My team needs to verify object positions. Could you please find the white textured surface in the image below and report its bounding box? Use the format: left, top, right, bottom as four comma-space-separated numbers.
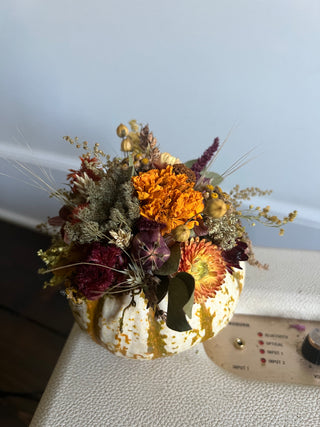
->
31, 247, 320, 427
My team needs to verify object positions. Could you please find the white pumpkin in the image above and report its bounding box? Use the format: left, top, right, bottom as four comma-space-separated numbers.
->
69, 264, 245, 359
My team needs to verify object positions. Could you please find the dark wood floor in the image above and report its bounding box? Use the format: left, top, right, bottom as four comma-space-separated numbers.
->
0, 220, 74, 426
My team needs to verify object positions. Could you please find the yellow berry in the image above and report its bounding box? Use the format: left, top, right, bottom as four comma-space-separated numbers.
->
205, 199, 228, 218
121, 137, 133, 152
116, 124, 129, 138
172, 225, 190, 242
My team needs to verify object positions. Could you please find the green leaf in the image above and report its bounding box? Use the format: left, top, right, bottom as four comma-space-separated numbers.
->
200, 170, 223, 185
184, 159, 197, 168
180, 273, 195, 319
166, 272, 195, 332
155, 275, 169, 304
155, 243, 181, 276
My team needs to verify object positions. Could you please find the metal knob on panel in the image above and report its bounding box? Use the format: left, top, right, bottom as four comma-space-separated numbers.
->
301, 328, 320, 365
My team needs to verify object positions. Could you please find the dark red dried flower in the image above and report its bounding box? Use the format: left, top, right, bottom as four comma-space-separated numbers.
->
76, 243, 127, 300
48, 215, 65, 227
193, 218, 209, 237
48, 205, 72, 226
221, 240, 248, 273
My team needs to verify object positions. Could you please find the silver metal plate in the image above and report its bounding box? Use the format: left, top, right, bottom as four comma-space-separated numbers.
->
203, 313, 320, 386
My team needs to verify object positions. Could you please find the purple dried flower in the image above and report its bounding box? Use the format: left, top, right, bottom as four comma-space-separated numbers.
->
136, 216, 165, 232
191, 137, 219, 180
131, 230, 170, 273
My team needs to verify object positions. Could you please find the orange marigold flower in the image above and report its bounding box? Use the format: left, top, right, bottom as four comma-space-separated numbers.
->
178, 237, 226, 303
132, 166, 204, 234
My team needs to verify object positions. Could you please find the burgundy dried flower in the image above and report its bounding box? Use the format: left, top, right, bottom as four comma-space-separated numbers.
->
191, 137, 219, 180
221, 240, 248, 273
193, 219, 209, 237
48, 205, 72, 227
76, 243, 127, 300
131, 229, 170, 273
48, 215, 65, 227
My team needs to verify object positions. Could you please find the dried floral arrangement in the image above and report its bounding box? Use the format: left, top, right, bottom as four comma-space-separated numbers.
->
38, 120, 297, 333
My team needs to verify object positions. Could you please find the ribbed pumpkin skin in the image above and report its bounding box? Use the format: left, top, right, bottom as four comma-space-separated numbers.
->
70, 264, 245, 359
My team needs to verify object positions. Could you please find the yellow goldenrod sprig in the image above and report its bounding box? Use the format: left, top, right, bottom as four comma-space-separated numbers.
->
63, 136, 108, 159
229, 185, 273, 200
236, 206, 297, 235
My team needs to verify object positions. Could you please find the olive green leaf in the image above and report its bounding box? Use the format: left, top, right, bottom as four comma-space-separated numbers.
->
200, 170, 223, 186
184, 159, 197, 168
166, 272, 195, 332
155, 275, 169, 304
180, 272, 195, 319
155, 243, 181, 276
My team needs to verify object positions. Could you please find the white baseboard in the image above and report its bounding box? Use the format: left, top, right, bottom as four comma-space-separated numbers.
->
0, 140, 79, 171
0, 207, 42, 230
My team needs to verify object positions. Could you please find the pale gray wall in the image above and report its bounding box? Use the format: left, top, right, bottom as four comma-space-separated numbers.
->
1, 0, 319, 249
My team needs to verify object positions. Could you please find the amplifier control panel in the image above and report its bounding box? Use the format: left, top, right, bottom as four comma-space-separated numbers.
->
204, 313, 320, 386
